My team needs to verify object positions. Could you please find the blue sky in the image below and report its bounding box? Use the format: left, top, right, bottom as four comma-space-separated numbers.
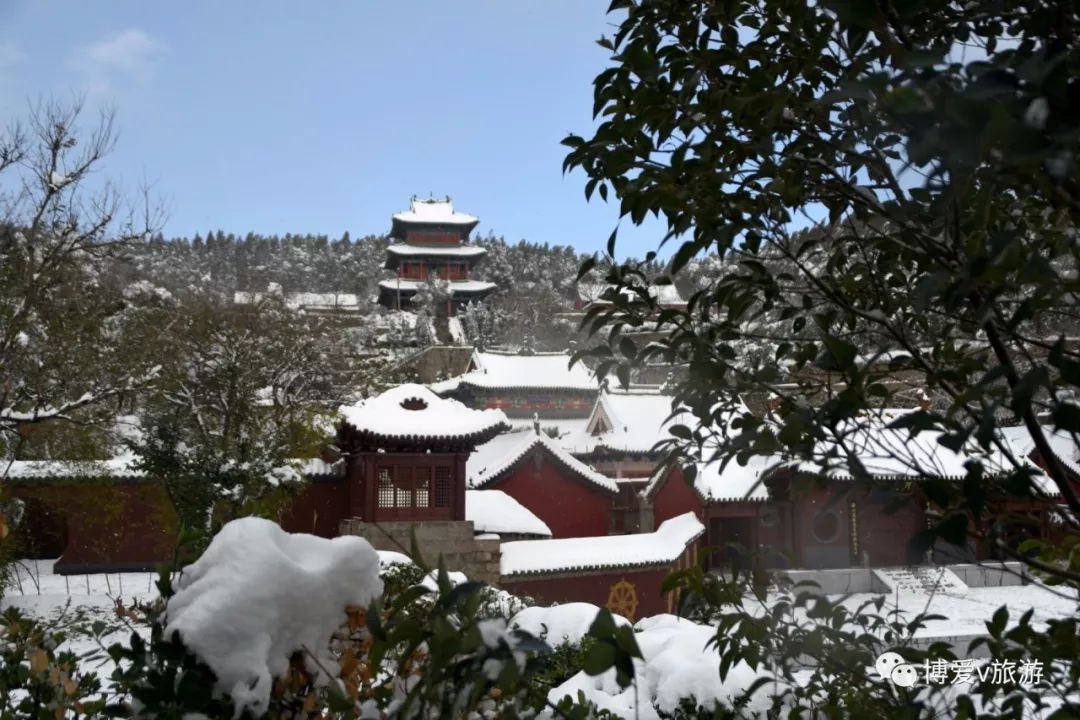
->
0, 1, 668, 258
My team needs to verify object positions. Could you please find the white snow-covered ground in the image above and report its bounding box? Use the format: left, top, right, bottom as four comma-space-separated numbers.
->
2, 558, 158, 613
831, 582, 1078, 640
2, 559, 159, 688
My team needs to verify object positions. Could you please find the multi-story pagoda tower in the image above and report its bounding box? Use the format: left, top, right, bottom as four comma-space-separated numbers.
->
378, 196, 496, 315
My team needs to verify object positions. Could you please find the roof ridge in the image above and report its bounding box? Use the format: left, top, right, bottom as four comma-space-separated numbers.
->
604, 385, 669, 395
478, 349, 572, 357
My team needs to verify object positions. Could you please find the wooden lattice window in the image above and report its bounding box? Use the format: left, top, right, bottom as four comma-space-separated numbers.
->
415, 466, 431, 508
376, 462, 453, 513
394, 466, 413, 507
434, 466, 452, 508
377, 468, 394, 508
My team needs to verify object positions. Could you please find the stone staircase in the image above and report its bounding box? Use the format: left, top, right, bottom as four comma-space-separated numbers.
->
873, 566, 968, 596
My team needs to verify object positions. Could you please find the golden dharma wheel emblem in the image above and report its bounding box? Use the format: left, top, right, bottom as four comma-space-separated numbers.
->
606, 578, 638, 621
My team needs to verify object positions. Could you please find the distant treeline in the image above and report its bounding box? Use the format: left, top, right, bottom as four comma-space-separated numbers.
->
117, 231, 591, 306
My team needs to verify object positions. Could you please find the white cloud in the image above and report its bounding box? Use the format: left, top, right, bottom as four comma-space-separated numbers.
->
71, 29, 161, 94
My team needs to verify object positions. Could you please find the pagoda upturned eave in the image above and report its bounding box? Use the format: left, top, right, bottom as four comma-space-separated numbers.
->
390, 197, 480, 240
377, 279, 497, 295
386, 244, 487, 258
339, 384, 508, 451
391, 205, 479, 227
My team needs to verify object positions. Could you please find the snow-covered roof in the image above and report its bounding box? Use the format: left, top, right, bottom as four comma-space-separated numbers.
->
643, 421, 1065, 502
465, 489, 552, 537
2, 454, 144, 480
339, 384, 507, 443
701, 456, 774, 501
378, 279, 497, 294
232, 291, 361, 311
507, 417, 590, 439
386, 244, 486, 258
801, 428, 1012, 481
2, 455, 343, 482
392, 196, 478, 226
561, 388, 727, 456
577, 282, 686, 307
293, 458, 344, 478
996, 425, 1080, 496
648, 454, 779, 503
467, 429, 617, 493
595, 389, 685, 453
777, 418, 1060, 494
500, 512, 704, 577
432, 350, 599, 393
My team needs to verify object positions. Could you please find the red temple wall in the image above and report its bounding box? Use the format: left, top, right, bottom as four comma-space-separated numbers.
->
651, 466, 703, 527
404, 230, 463, 245
501, 541, 700, 622
851, 489, 928, 566
8, 480, 178, 573
491, 452, 614, 538
501, 568, 673, 622
789, 485, 852, 568
279, 479, 349, 538
787, 484, 928, 568
649, 468, 933, 569
399, 261, 469, 281
754, 506, 785, 552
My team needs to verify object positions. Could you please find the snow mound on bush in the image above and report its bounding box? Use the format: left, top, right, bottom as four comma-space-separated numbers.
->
510, 602, 629, 646
166, 518, 383, 716
547, 613, 781, 718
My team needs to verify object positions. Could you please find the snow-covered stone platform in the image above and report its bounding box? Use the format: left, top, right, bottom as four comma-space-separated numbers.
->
775, 563, 1077, 656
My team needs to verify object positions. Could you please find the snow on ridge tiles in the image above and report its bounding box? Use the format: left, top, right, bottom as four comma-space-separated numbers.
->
3, 453, 145, 479
434, 349, 599, 393
499, 511, 704, 577
591, 390, 687, 454
232, 291, 360, 309
576, 281, 686, 307
565, 387, 713, 456
386, 243, 486, 257
4, 455, 341, 482
999, 424, 1080, 490
466, 430, 540, 486
467, 428, 617, 493
293, 457, 344, 478
792, 424, 1051, 485
339, 383, 507, 442
649, 453, 777, 503
165, 517, 383, 717
465, 489, 552, 538
392, 196, 478, 226
376, 278, 497, 292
